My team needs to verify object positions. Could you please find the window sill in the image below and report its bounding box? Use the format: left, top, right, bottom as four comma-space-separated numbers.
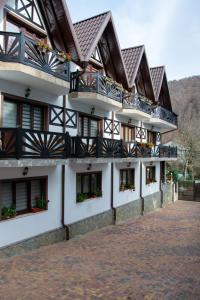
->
119, 188, 135, 192
146, 181, 157, 185
0, 209, 47, 223
76, 195, 102, 204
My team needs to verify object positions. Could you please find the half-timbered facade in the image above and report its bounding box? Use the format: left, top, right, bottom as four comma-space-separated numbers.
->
0, 1, 178, 254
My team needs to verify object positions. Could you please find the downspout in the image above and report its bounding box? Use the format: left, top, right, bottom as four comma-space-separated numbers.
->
61, 95, 70, 240
111, 112, 116, 223
160, 161, 164, 208
140, 161, 144, 215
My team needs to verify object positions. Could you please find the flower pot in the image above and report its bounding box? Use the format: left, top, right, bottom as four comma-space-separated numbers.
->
31, 207, 44, 213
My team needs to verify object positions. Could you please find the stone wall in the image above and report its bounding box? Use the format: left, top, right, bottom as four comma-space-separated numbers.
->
68, 210, 113, 238
162, 183, 173, 206
115, 199, 141, 224
0, 227, 66, 259
143, 191, 162, 213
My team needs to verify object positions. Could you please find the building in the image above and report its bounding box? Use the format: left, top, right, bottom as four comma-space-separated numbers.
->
0, 0, 178, 255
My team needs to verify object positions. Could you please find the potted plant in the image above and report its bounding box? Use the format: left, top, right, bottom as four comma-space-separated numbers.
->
36, 40, 52, 53
120, 183, 126, 191
76, 193, 87, 203
32, 196, 49, 212
125, 183, 135, 190
147, 142, 154, 148
1, 206, 16, 219
57, 51, 72, 62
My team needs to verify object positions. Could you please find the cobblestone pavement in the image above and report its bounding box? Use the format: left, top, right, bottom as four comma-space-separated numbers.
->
0, 200, 200, 300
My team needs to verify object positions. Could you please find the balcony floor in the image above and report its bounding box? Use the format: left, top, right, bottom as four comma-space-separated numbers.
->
0, 62, 70, 96
117, 108, 152, 121
0, 158, 70, 167
149, 117, 177, 132
69, 92, 122, 111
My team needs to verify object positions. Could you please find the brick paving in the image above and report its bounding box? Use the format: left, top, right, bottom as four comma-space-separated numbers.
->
0, 200, 200, 300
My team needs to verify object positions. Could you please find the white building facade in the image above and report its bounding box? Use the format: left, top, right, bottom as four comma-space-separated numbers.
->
0, 0, 178, 255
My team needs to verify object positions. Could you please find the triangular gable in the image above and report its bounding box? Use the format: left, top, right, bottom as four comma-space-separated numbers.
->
73, 11, 129, 90
150, 66, 172, 111
36, 0, 81, 61
122, 46, 155, 101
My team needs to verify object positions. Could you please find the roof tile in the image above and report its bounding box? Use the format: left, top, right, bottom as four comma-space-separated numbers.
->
150, 67, 165, 100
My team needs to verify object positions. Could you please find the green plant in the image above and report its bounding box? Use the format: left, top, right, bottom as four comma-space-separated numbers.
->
120, 183, 126, 191
36, 40, 52, 52
76, 193, 87, 203
91, 190, 102, 197
125, 183, 135, 190
35, 196, 49, 209
57, 51, 72, 61
1, 206, 16, 218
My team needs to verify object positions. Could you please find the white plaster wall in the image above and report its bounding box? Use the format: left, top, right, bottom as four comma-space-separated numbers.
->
142, 161, 160, 197
113, 162, 140, 208
0, 166, 62, 248
64, 163, 111, 224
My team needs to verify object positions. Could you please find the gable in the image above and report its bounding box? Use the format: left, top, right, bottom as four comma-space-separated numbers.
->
91, 46, 103, 64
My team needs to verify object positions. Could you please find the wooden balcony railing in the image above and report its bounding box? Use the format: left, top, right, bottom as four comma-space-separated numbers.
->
123, 94, 153, 115
0, 129, 177, 160
0, 31, 70, 81
0, 128, 69, 159
152, 106, 178, 126
70, 71, 123, 102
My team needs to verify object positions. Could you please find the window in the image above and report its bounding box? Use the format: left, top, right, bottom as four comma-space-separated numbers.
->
146, 166, 156, 184
78, 115, 101, 137
121, 124, 135, 142
76, 172, 102, 202
120, 169, 135, 191
147, 131, 156, 145
3, 100, 45, 130
0, 177, 47, 220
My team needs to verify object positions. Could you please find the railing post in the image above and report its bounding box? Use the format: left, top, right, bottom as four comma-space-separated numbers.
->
120, 139, 123, 157
96, 136, 101, 158
19, 33, 25, 63
96, 73, 100, 94
16, 128, 22, 159
65, 132, 70, 158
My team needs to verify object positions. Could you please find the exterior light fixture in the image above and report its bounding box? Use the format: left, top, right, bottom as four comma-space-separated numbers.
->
91, 107, 95, 115
25, 88, 31, 98
127, 162, 131, 168
23, 167, 29, 176
128, 118, 132, 124
87, 164, 92, 171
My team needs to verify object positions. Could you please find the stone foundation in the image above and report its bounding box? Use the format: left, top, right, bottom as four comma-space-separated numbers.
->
68, 210, 113, 238
115, 199, 141, 223
162, 183, 173, 206
143, 191, 162, 213
0, 227, 66, 259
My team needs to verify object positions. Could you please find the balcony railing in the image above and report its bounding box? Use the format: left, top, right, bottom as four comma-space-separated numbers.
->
71, 136, 177, 159
70, 71, 123, 102
123, 94, 153, 115
0, 128, 69, 159
0, 129, 177, 160
0, 31, 70, 81
152, 106, 178, 126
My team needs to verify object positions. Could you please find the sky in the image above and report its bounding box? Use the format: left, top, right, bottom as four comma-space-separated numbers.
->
67, 0, 200, 81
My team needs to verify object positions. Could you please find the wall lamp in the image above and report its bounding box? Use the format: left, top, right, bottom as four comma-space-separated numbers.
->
87, 164, 92, 171
127, 162, 131, 168
128, 118, 132, 124
25, 88, 31, 98
91, 107, 95, 115
23, 167, 29, 176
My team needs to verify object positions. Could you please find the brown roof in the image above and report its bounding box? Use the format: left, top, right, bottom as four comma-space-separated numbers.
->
150, 66, 165, 101
122, 45, 144, 86
73, 11, 129, 89
122, 46, 155, 101
36, 0, 81, 61
74, 12, 109, 60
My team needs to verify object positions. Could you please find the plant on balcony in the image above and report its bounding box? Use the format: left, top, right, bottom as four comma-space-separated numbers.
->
147, 142, 154, 148
1, 206, 16, 219
57, 51, 72, 62
36, 40, 52, 53
137, 142, 147, 148
105, 77, 123, 90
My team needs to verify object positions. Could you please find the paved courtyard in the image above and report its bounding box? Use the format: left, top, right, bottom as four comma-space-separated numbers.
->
0, 200, 200, 300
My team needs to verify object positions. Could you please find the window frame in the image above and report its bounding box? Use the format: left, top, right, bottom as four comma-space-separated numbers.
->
0, 176, 48, 220
121, 124, 135, 142
147, 130, 157, 145
2, 93, 48, 130
119, 168, 135, 191
146, 166, 156, 184
78, 113, 102, 137
76, 171, 102, 202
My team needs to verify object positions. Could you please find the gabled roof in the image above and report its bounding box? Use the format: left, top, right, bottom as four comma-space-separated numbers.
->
73, 11, 129, 90
36, 0, 81, 61
122, 46, 155, 101
150, 66, 165, 101
150, 66, 172, 111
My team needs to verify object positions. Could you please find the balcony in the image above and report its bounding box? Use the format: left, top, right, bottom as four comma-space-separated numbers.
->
117, 94, 153, 121
69, 71, 123, 111
0, 32, 70, 95
150, 106, 178, 132
71, 136, 177, 161
0, 128, 69, 166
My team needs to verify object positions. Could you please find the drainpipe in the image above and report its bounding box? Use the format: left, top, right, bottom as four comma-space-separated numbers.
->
140, 161, 144, 215
111, 162, 116, 224
61, 95, 70, 240
160, 161, 164, 208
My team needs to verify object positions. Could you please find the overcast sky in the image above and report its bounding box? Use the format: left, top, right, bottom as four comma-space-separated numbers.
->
67, 0, 200, 81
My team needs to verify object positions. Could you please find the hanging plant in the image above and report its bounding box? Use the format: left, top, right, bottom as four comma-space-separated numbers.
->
36, 40, 52, 53
57, 51, 72, 62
